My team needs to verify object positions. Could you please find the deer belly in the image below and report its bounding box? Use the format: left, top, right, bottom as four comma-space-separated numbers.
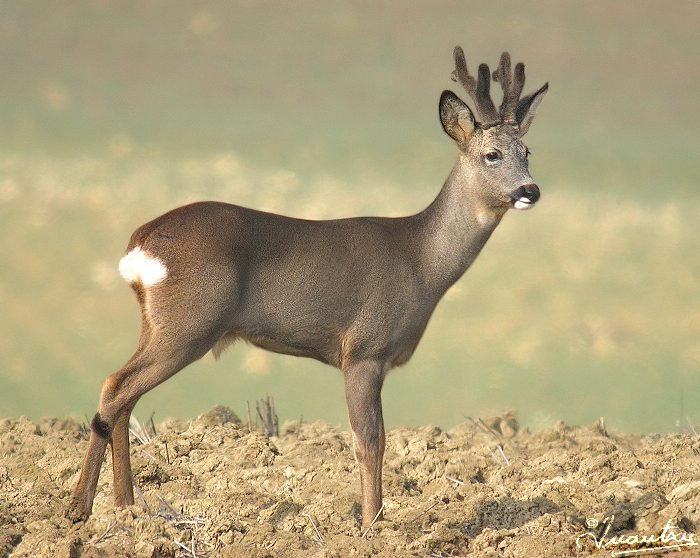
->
243, 331, 337, 366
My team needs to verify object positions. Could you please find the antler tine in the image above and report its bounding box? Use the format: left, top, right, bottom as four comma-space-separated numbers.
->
492, 53, 511, 86
476, 63, 498, 123
513, 62, 525, 101
508, 62, 526, 122
451, 46, 477, 99
450, 46, 499, 124
492, 52, 526, 123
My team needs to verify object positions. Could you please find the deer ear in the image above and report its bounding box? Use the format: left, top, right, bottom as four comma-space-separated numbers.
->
439, 90, 476, 144
516, 82, 548, 137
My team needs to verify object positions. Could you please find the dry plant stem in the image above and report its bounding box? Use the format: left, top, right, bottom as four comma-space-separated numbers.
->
465, 416, 504, 443
156, 493, 179, 517
598, 416, 608, 436
303, 513, 325, 546
361, 503, 385, 539
90, 521, 116, 544
156, 494, 207, 530
148, 412, 157, 437
135, 445, 158, 463
133, 482, 151, 514
487, 446, 499, 465
173, 540, 200, 558
411, 500, 440, 522
488, 445, 509, 467
255, 402, 265, 431
129, 415, 152, 445
0, 469, 17, 491
477, 417, 502, 440
497, 444, 510, 466
256, 396, 279, 437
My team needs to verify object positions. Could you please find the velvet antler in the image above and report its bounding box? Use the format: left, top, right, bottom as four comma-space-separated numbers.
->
450, 46, 499, 125
451, 48, 546, 135
492, 52, 525, 124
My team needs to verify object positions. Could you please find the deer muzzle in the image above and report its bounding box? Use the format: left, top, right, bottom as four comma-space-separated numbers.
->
510, 184, 540, 210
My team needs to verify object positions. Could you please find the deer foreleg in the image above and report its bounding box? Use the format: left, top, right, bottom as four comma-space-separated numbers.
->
343, 359, 386, 527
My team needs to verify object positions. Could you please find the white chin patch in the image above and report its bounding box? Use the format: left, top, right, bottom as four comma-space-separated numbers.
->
118, 247, 168, 286
513, 197, 535, 210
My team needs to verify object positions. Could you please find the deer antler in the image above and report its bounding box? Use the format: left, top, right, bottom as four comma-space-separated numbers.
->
492, 52, 525, 124
450, 46, 498, 125
452, 48, 533, 128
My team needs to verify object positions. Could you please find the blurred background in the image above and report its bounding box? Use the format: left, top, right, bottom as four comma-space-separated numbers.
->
1, 1, 698, 433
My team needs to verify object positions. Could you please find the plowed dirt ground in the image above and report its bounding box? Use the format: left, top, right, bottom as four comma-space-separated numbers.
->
1, 407, 699, 557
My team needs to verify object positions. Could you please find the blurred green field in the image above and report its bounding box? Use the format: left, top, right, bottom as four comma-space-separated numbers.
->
1, 1, 698, 432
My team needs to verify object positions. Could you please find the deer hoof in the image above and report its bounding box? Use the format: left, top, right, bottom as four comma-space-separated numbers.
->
66, 499, 91, 524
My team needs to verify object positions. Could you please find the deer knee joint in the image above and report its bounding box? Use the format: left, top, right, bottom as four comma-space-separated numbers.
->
91, 412, 111, 438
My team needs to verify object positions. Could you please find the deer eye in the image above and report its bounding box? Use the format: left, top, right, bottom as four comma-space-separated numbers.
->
484, 150, 502, 163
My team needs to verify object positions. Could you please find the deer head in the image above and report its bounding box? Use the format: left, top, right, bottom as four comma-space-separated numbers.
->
439, 47, 548, 212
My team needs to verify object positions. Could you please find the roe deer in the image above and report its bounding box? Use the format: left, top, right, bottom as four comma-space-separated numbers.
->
69, 47, 548, 527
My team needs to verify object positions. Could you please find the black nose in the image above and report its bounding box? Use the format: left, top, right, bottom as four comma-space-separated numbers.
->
513, 183, 540, 203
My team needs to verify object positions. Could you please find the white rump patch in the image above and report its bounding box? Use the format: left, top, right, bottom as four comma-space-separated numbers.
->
118, 247, 167, 286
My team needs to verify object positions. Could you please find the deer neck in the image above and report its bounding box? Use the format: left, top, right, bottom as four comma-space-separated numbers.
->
415, 159, 506, 295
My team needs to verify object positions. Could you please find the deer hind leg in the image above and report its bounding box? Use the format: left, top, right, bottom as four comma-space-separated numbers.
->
68, 350, 146, 522
103, 291, 152, 509
343, 359, 386, 527
69, 311, 230, 522
110, 400, 138, 507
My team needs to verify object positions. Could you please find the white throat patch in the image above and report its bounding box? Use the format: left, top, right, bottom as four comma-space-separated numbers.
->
476, 210, 498, 226
513, 197, 535, 210
118, 247, 167, 286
